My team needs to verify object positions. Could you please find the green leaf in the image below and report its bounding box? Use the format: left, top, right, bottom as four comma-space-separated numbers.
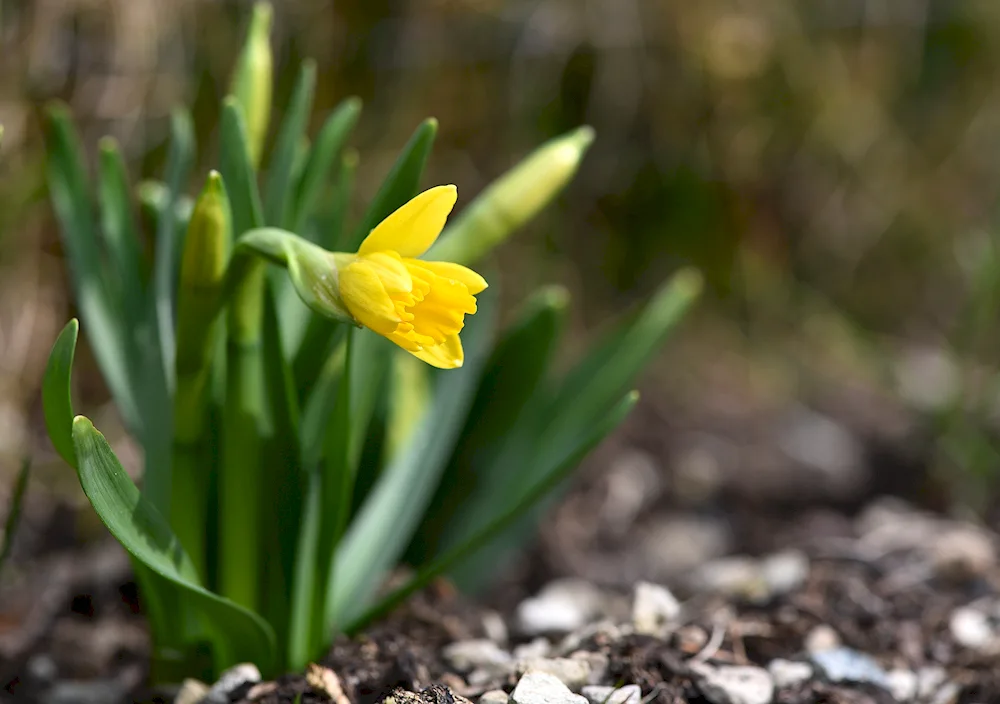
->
264, 61, 316, 228
220, 97, 266, 237
344, 118, 438, 252
550, 268, 701, 432
0, 459, 31, 573
410, 286, 569, 563
44, 104, 138, 430
348, 390, 638, 633
152, 107, 195, 392
43, 319, 80, 467
98, 138, 146, 329
327, 282, 497, 629
72, 416, 276, 673
291, 98, 362, 238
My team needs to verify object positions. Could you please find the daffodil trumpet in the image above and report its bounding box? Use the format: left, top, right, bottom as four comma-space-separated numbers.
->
231, 185, 487, 369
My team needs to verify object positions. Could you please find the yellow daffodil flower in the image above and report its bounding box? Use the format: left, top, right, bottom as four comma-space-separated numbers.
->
334, 185, 487, 369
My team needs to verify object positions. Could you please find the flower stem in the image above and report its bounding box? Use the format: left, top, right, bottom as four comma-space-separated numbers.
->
219, 252, 267, 610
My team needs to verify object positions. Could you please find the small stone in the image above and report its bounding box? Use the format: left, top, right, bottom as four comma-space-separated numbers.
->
518, 658, 592, 690
510, 671, 588, 704
513, 638, 551, 661
174, 678, 209, 704
483, 611, 510, 645
445, 640, 513, 672
517, 580, 605, 635
306, 663, 350, 704
916, 667, 948, 698
26, 654, 57, 684
928, 528, 995, 579
570, 651, 608, 685
810, 648, 888, 687
766, 659, 811, 689
949, 606, 1000, 652
930, 681, 961, 704
557, 621, 622, 655
203, 662, 261, 704
886, 669, 917, 702
760, 551, 809, 595
675, 625, 709, 653
43, 680, 126, 704
804, 625, 840, 653
690, 663, 774, 704
631, 582, 681, 636
777, 409, 864, 497
580, 685, 640, 704
690, 557, 768, 602
479, 690, 510, 704
642, 516, 731, 579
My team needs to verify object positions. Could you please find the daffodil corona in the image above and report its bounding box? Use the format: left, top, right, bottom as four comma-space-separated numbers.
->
335, 185, 487, 369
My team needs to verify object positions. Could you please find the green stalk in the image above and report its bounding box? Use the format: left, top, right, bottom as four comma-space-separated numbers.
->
219, 250, 267, 609
173, 172, 231, 581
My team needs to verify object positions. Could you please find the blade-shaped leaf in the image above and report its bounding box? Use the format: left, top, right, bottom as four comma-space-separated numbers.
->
220, 97, 266, 237
152, 107, 195, 393
98, 137, 146, 329
0, 459, 31, 573
549, 268, 701, 431
327, 281, 497, 629
291, 99, 362, 238
345, 118, 437, 251
43, 318, 276, 675
264, 61, 316, 228
72, 416, 276, 673
409, 286, 568, 563
43, 319, 79, 467
45, 105, 139, 430
348, 390, 638, 633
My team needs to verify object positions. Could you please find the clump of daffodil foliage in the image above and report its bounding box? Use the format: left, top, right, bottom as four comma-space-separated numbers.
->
41, 2, 701, 683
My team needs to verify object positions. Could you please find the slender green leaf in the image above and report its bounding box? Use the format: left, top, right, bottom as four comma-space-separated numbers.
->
549, 268, 701, 431
72, 416, 276, 673
153, 107, 195, 393
0, 459, 31, 573
410, 286, 568, 563
44, 105, 138, 430
345, 118, 437, 251
42, 319, 79, 467
98, 137, 145, 329
327, 282, 497, 629
220, 98, 266, 237
291, 98, 362, 237
348, 391, 638, 633
264, 61, 316, 228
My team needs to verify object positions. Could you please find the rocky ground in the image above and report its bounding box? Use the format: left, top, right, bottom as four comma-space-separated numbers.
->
3, 393, 1000, 704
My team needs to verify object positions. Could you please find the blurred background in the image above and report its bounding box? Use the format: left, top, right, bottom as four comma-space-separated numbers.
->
4, 0, 1000, 574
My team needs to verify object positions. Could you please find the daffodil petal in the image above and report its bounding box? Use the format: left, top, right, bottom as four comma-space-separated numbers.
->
417, 260, 488, 294
410, 334, 464, 369
339, 260, 401, 335
358, 185, 457, 258
360, 251, 412, 295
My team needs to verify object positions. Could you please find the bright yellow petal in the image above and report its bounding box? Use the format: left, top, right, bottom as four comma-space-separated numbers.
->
417, 260, 488, 294
358, 185, 457, 258
410, 333, 464, 369
339, 260, 400, 335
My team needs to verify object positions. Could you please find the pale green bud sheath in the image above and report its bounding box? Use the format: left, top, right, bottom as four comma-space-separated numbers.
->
172, 171, 231, 581
231, 2, 273, 168
428, 125, 595, 266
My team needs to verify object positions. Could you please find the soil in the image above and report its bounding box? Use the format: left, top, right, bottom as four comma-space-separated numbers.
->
3, 394, 1000, 704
